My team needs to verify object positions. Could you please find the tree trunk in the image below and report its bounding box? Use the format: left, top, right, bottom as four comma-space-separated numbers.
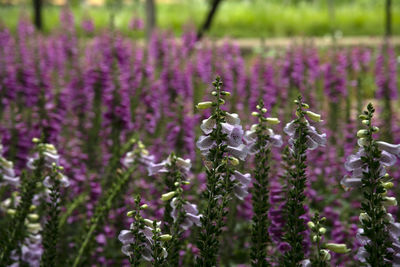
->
145, 0, 156, 40
197, 0, 223, 41
33, 0, 43, 31
385, 0, 392, 38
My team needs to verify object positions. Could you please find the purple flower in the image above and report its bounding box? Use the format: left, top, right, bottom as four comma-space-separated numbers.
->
171, 197, 202, 230
230, 170, 251, 200
147, 156, 191, 177
284, 120, 327, 151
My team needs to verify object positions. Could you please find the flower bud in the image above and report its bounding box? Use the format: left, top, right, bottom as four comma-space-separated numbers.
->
144, 219, 154, 227
196, 101, 213, 109
161, 191, 176, 202
301, 103, 310, 109
256, 105, 261, 110
221, 91, 230, 96
320, 249, 331, 261
127, 211, 135, 217
160, 234, 173, 241
6, 209, 16, 215
359, 114, 368, 120
357, 129, 368, 138
229, 157, 240, 166
28, 213, 39, 221
372, 126, 379, 133
266, 117, 280, 124
140, 204, 148, 210
306, 111, 322, 122
359, 212, 370, 223
383, 197, 397, 206
307, 221, 315, 229
358, 138, 367, 146
319, 227, 327, 235
261, 108, 267, 113
362, 120, 369, 125
251, 112, 259, 117
325, 243, 350, 254
383, 182, 394, 189
211, 91, 217, 96
27, 223, 42, 233
32, 137, 40, 143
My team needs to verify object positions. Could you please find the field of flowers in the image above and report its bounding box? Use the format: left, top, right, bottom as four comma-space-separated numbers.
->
0, 9, 400, 267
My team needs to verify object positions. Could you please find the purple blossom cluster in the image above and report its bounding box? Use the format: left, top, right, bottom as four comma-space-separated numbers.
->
0, 13, 399, 267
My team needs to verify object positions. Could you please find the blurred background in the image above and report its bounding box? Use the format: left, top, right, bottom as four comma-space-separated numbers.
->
0, 0, 399, 40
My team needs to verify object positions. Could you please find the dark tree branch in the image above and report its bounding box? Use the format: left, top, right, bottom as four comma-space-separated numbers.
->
33, 0, 43, 31
197, 0, 223, 41
146, 0, 157, 40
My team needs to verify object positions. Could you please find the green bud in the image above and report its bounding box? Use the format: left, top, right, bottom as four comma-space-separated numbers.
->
319, 227, 327, 235
218, 98, 225, 105
127, 211, 135, 217
32, 137, 40, 143
320, 249, 331, 261
357, 129, 368, 138
359, 114, 368, 120
161, 191, 176, 202
307, 221, 315, 229
372, 126, 379, 132
306, 111, 322, 122
251, 112, 259, 117
229, 157, 240, 166
362, 120, 369, 125
6, 209, 16, 215
196, 101, 213, 109
266, 117, 280, 125
160, 234, 173, 241
261, 108, 267, 113
221, 91, 230, 96
302, 103, 310, 109
140, 204, 148, 209
383, 197, 397, 207
256, 105, 261, 110
211, 91, 217, 96
144, 219, 154, 227
383, 182, 394, 189
28, 213, 39, 221
325, 243, 350, 254
27, 223, 41, 233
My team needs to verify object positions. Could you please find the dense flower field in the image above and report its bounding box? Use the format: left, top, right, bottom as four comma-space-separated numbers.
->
0, 10, 400, 267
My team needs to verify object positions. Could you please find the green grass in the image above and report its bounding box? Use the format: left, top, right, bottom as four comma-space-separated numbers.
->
0, 0, 399, 38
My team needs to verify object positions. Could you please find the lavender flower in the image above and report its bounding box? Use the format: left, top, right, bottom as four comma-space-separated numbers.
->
343, 103, 400, 265
249, 100, 282, 266
282, 97, 326, 266
119, 196, 169, 266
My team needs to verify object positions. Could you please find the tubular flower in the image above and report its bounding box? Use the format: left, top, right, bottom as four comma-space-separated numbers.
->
170, 197, 202, 230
